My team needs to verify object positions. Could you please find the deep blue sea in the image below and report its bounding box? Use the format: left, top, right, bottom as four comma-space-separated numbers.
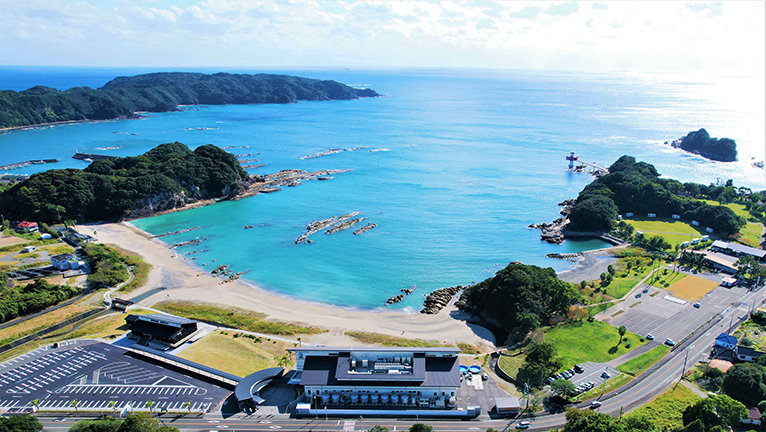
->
1, 66, 764, 310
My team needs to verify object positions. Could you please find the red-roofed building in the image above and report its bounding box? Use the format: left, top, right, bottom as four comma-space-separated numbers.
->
16, 221, 38, 233
742, 407, 761, 426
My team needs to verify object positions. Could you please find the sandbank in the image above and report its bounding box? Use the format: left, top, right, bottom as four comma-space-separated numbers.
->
84, 222, 496, 350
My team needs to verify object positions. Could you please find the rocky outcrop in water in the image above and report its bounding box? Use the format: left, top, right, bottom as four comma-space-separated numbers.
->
353, 223, 376, 235
666, 128, 737, 162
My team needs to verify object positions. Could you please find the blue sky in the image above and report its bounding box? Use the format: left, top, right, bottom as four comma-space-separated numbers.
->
0, 0, 763, 75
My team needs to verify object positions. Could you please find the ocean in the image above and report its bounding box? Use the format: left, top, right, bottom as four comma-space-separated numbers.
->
1, 67, 764, 310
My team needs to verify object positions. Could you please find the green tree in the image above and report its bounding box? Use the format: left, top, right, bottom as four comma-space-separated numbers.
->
368, 427, 389, 432
617, 325, 627, 347
69, 398, 80, 412
0, 414, 43, 432
408, 424, 434, 432
29, 398, 40, 412
682, 394, 747, 431
518, 341, 563, 386
551, 379, 576, 398
721, 363, 766, 406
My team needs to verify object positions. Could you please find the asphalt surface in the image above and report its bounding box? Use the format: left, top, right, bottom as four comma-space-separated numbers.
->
605, 281, 749, 344
0, 342, 230, 414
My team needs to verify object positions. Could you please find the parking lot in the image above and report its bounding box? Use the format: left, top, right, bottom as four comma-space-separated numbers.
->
0, 342, 231, 413
601, 282, 750, 345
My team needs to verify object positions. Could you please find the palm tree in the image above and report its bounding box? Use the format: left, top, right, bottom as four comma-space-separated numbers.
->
617, 325, 627, 346
182, 401, 192, 414
109, 401, 117, 412
30, 398, 41, 412
144, 400, 154, 413
69, 399, 79, 412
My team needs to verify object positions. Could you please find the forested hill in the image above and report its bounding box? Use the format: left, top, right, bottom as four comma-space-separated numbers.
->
0, 72, 380, 129
0, 142, 250, 223
567, 155, 745, 236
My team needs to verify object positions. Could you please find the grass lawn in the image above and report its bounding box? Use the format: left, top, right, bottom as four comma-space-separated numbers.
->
604, 259, 656, 299
735, 222, 764, 248
344, 331, 449, 348
497, 349, 526, 378
647, 270, 686, 289
625, 217, 711, 245
698, 199, 749, 219
544, 320, 645, 367
178, 331, 290, 377
625, 384, 701, 431
617, 345, 669, 376
665, 275, 719, 301
107, 244, 152, 294
154, 301, 325, 336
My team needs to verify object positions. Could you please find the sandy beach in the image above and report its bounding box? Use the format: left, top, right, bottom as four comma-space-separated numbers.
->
85, 222, 497, 350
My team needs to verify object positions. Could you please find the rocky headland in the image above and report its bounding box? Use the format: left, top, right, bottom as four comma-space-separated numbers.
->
665, 128, 737, 162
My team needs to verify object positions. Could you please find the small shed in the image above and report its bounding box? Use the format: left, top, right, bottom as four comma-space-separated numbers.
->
692, 220, 700, 226
672, 214, 681, 220
706, 227, 714, 233
495, 397, 521, 416
742, 407, 762, 426
648, 213, 656, 218
721, 277, 737, 287
625, 212, 634, 217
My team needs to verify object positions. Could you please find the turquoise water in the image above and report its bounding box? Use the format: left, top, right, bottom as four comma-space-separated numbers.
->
1, 68, 764, 310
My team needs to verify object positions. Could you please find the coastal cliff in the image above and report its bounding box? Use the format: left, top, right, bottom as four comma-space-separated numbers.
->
666, 128, 737, 162
0, 72, 380, 129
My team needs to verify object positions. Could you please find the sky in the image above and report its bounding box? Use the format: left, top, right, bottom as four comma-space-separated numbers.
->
0, 0, 764, 75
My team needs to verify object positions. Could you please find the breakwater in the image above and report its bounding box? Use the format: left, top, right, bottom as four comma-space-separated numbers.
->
72, 152, 116, 160
0, 159, 58, 170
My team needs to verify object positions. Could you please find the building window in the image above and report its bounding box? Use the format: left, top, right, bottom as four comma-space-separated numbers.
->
308, 390, 311, 395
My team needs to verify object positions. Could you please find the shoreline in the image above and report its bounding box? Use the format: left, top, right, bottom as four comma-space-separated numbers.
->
85, 222, 498, 350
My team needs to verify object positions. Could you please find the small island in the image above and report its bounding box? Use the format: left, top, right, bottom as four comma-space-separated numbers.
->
665, 128, 737, 162
0, 72, 380, 129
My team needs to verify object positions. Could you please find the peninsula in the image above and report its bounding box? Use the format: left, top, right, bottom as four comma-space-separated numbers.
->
0, 72, 380, 129
665, 128, 737, 162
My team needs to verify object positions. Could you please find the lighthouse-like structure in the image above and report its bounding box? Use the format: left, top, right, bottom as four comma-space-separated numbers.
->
566, 151, 578, 169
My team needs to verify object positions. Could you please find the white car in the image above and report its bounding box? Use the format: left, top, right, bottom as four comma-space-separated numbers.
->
665, 338, 676, 346
516, 420, 530, 429
590, 401, 602, 409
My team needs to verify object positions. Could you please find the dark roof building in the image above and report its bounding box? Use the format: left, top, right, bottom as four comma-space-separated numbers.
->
125, 314, 199, 349
289, 346, 461, 411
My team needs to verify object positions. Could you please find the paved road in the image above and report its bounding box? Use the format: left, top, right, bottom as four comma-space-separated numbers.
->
34, 285, 766, 432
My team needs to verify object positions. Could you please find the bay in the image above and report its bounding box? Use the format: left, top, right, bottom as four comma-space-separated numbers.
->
1, 67, 763, 310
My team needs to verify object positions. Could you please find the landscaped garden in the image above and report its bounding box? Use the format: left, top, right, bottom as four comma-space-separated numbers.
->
543, 319, 645, 367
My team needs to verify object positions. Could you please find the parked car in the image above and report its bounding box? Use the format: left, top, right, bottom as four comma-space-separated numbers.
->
574, 364, 584, 373
516, 420, 530, 429
646, 334, 654, 340
482, 373, 489, 380
545, 377, 555, 385
693, 302, 701, 308
665, 338, 676, 346
601, 371, 610, 379
590, 401, 602, 409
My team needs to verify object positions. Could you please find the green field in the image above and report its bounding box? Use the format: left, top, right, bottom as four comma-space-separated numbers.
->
626, 217, 711, 245
497, 348, 527, 378
736, 222, 764, 248
544, 320, 645, 367
625, 384, 701, 431
617, 345, 669, 376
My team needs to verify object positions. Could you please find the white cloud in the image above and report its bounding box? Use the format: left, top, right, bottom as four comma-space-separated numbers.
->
0, 0, 761, 76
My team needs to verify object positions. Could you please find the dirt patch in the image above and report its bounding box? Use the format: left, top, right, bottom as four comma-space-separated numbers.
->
0, 235, 26, 248
666, 275, 719, 301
